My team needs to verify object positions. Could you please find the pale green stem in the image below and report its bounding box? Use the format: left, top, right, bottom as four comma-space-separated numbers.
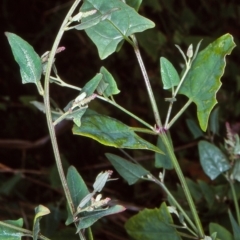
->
229, 180, 240, 225
160, 133, 204, 238
98, 95, 154, 131
53, 111, 70, 126
43, 0, 82, 216
167, 99, 192, 129
164, 63, 191, 128
173, 63, 191, 98
0, 221, 50, 240
129, 127, 157, 135
146, 176, 198, 235
131, 35, 162, 128
50, 76, 82, 91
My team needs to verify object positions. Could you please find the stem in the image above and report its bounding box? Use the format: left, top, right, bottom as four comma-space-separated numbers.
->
50, 76, 82, 91
229, 179, 240, 225
43, 0, 82, 216
160, 132, 204, 238
131, 35, 162, 128
151, 177, 198, 235
167, 99, 192, 129
164, 63, 192, 128
97, 95, 154, 131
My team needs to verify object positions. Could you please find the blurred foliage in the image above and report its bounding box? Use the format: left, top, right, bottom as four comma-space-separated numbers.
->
0, 0, 240, 239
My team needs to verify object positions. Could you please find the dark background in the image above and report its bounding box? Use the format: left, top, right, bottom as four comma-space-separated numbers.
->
1, 0, 240, 239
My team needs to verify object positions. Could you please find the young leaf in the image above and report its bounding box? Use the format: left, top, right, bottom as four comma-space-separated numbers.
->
68, 107, 87, 127
105, 153, 149, 185
198, 140, 231, 180
160, 57, 180, 89
93, 171, 112, 192
125, 202, 181, 240
80, 0, 155, 59
72, 110, 162, 153
99, 67, 120, 97
209, 223, 234, 240
5, 32, 43, 94
76, 205, 125, 231
228, 210, 240, 240
33, 205, 50, 240
179, 34, 236, 131
155, 136, 173, 169
0, 219, 24, 240
81, 73, 103, 96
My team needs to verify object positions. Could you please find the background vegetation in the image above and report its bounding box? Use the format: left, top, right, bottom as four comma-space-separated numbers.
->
1, 0, 240, 239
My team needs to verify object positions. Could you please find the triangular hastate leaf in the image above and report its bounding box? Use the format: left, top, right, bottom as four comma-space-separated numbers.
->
160, 57, 180, 89
125, 202, 181, 240
72, 110, 162, 153
0, 219, 24, 240
179, 34, 236, 131
198, 140, 231, 180
105, 153, 149, 185
80, 0, 155, 59
5, 32, 43, 94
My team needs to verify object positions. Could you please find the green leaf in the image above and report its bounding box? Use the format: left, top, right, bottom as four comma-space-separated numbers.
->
30, 101, 62, 121
137, 29, 166, 61
125, 202, 181, 240
0, 174, 21, 196
209, 107, 219, 135
80, 0, 155, 59
0, 219, 24, 240
72, 110, 162, 153
198, 140, 231, 180
66, 166, 90, 225
179, 34, 236, 131
5, 32, 43, 94
160, 57, 180, 89
68, 108, 87, 127
126, 0, 142, 11
76, 205, 125, 231
155, 136, 173, 169
81, 73, 103, 96
99, 67, 120, 97
198, 180, 215, 209
33, 205, 50, 240
228, 210, 240, 240
186, 178, 202, 202
186, 119, 204, 139
105, 153, 149, 184
209, 223, 233, 240
231, 160, 240, 182
49, 157, 69, 188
